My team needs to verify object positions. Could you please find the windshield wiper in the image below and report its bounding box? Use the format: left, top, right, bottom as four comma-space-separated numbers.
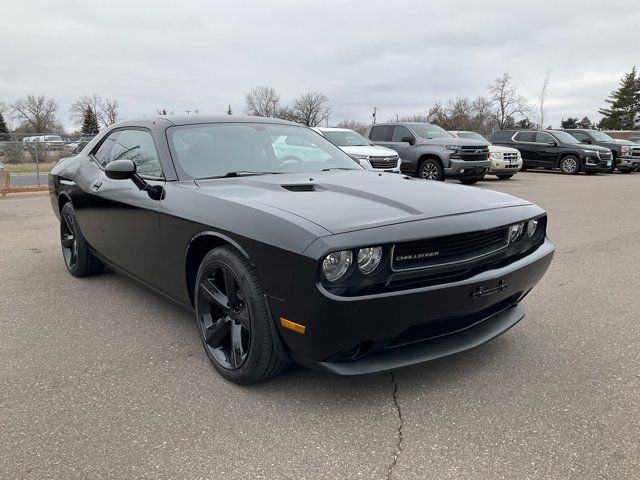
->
321, 167, 357, 171
200, 171, 283, 180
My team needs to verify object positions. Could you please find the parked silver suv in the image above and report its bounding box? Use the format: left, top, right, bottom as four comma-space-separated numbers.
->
364, 122, 490, 184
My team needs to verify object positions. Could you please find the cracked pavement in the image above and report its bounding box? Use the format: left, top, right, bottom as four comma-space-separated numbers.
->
1, 171, 639, 479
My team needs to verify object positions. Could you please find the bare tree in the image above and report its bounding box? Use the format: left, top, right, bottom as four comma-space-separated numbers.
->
488, 73, 529, 130
537, 68, 552, 129
244, 86, 280, 117
70, 95, 121, 128
101, 98, 121, 126
398, 114, 429, 123
275, 106, 298, 122
336, 119, 368, 135
293, 92, 330, 127
426, 97, 495, 134
11, 95, 60, 133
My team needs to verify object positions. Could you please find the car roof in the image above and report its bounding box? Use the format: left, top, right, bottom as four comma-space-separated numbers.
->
118, 115, 301, 128
313, 127, 352, 132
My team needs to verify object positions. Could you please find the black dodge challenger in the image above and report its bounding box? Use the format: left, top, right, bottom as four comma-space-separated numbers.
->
49, 116, 555, 384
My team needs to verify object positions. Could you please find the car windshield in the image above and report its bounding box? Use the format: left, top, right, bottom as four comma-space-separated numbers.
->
168, 123, 362, 179
45, 136, 62, 141
590, 131, 613, 142
322, 130, 371, 147
551, 131, 581, 144
456, 131, 485, 141
410, 123, 453, 139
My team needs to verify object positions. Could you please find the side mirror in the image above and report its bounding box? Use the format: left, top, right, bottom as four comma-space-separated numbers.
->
547, 141, 557, 146
581, 139, 592, 144
105, 159, 136, 180
400, 136, 415, 145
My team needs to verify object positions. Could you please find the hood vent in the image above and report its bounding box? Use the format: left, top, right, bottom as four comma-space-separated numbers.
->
282, 184, 315, 192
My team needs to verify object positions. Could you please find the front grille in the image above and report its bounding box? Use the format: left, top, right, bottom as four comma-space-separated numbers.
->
369, 156, 398, 169
455, 145, 489, 161
391, 228, 509, 271
387, 295, 519, 348
599, 151, 612, 160
503, 152, 518, 161
631, 148, 640, 157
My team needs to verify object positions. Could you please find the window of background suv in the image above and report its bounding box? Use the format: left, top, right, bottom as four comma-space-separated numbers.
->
534, 132, 555, 144
323, 130, 371, 147
369, 125, 393, 141
391, 126, 414, 142
514, 132, 536, 142
456, 132, 486, 141
549, 131, 581, 144
570, 131, 590, 142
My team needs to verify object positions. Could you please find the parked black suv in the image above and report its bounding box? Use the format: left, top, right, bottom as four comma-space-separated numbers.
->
564, 129, 640, 173
489, 129, 612, 175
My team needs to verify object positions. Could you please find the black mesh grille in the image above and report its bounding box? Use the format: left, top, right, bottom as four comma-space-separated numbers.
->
281, 184, 315, 192
456, 145, 489, 161
392, 228, 509, 271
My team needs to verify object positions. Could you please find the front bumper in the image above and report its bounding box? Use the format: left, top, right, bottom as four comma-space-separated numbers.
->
489, 159, 522, 174
445, 159, 490, 178
616, 156, 640, 170
582, 155, 611, 172
269, 236, 555, 375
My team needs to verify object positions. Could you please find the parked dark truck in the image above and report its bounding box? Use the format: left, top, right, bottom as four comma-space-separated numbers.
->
490, 129, 612, 175
564, 129, 640, 173
365, 122, 490, 184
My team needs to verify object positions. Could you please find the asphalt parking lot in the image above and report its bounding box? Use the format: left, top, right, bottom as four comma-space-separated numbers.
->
1, 171, 639, 479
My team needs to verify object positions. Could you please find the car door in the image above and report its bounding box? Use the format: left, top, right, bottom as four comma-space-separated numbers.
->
534, 132, 559, 167
386, 125, 415, 160
512, 132, 538, 165
80, 128, 165, 286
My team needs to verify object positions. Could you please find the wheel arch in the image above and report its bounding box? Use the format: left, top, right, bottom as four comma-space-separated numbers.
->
185, 231, 250, 306
417, 153, 444, 172
58, 192, 72, 214
557, 151, 580, 169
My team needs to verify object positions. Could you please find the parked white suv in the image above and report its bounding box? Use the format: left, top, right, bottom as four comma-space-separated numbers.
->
450, 131, 522, 180
312, 127, 401, 172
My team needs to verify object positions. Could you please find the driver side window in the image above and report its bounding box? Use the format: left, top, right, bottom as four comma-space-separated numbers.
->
93, 129, 163, 178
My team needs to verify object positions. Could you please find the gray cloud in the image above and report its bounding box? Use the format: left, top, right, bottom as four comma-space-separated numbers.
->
1, 0, 636, 130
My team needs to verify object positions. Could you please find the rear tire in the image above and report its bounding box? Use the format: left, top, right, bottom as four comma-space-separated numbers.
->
418, 158, 444, 181
59, 202, 104, 277
619, 168, 633, 174
459, 176, 484, 185
496, 174, 513, 180
559, 155, 580, 175
194, 246, 287, 384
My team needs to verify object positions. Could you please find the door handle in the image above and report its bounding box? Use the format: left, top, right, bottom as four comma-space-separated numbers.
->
91, 180, 102, 191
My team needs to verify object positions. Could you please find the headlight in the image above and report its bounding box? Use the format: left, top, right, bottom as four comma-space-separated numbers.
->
489, 152, 503, 160
349, 154, 369, 160
509, 223, 524, 243
621, 146, 631, 155
527, 219, 538, 237
581, 149, 598, 154
357, 247, 383, 274
322, 251, 353, 282
445, 145, 462, 151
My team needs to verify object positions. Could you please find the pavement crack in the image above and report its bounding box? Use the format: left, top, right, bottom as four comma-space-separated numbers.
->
386, 371, 404, 480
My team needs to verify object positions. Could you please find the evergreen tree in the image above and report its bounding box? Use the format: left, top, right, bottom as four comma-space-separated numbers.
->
598, 67, 640, 129
515, 118, 534, 129
577, 116, 593, 129
0, 112, 9, 141
81, 106, 100, 134
561, 117, 579, 129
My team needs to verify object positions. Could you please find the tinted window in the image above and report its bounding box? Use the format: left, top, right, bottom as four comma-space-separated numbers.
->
168, 123, 361, 179
514, 132, 536, 142
409, 123, 453, 139
323, 130, 370, 147
369, 125, 392, 141
570, 131, 590, 142
550, 131, 581, 144
534, 132, 555, 144
93, 129, 163, 177
489, 131, 515, 143
391, 126, 414, 142
456, 131, 485, 141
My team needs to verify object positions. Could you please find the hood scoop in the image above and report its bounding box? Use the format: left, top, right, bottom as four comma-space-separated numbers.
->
281, 184, 316, 192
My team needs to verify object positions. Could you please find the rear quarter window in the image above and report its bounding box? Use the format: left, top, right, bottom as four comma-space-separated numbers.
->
489, 131, 515, 143
369, 126, 392, 142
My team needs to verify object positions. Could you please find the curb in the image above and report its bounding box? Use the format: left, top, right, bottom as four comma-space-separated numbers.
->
1, 190, 50, 199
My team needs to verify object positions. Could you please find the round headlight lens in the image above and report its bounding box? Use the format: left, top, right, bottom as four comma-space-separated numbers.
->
357, 247, 383, 274
322, 250, 353, 282
490, 152, 503, 160
527, 219, 538, 237
509, 223, 524, 243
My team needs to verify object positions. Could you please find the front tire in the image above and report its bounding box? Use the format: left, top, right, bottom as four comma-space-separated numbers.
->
459, 176, 484, 185
59, 202, 104, 277
619, 168, 633, 174
194, 246, 286, 384
418, 159, 444, 181
559, 155, 580, 175
496, 174, 513, 180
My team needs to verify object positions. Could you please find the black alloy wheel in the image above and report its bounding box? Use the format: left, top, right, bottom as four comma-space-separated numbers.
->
194, 246, 286, 384
197, 264, 251, 370
59, 202, 103, 277
418, 159, 444, 181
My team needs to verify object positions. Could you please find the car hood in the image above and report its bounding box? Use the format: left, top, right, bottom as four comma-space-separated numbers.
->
418, 137, 490, 147
339, 145, 398, 157
195, 171, 530, 234
576, 144, 611, 152
489, 145, 520, 154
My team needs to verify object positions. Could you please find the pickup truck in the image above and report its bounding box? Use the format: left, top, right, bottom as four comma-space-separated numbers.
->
364, 122, 490, 184
564, 129, 640, 173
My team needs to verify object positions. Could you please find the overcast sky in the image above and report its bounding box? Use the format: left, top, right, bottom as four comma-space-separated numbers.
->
1, 0, 637, 131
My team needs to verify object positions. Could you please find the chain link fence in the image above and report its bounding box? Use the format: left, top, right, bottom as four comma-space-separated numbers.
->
0, 133, 94, 188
